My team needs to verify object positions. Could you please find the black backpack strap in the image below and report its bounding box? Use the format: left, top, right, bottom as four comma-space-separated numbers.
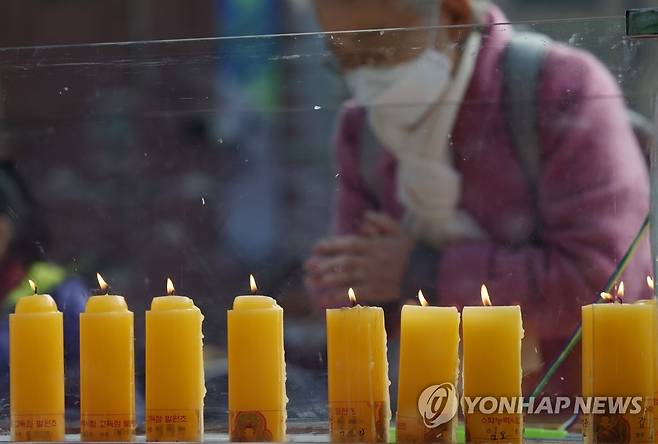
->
503, 31, 551, 241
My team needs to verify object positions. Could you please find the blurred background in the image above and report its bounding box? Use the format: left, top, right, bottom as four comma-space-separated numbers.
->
0, 0, 656, 433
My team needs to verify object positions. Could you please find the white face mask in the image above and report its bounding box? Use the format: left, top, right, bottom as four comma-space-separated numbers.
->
343, 2, 453, 127
345, 48, 453, 126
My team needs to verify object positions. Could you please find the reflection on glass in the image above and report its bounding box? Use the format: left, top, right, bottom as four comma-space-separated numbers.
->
0, 0, 656, 440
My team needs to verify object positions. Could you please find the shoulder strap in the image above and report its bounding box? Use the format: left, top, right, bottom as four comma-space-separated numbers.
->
355, 110, 385, 206
503, 31, 551, 240
628, 108, 656, 161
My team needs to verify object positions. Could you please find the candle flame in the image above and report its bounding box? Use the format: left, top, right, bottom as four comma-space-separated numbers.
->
481, 284, 492, 306
28, 279, 37, 294
166, 278, 175, 296
249, 274, 258, 294
600, 291, 614, 302
617, 281, 625, 301
648, 276, 655, 291
96, 273, 109, 293
418, 290, 429, 307
348, 287, 357, 305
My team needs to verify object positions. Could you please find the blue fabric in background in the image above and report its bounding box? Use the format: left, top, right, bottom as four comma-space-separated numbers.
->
214, 0, 285, 265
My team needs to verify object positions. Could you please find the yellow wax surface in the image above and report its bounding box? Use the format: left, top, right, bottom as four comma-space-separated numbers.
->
10, 294, 65, 442
228, 294, 287, 442
151, 295, 195, 310
397, 305, 460, 442
146, 295, 205, 442
635, 299, 658, 428
582, 303, 654, 396
15, 293, 59, 313
581, 302, 655, 443
462, 305, 523, 397
462, 305, 523, 444
326, 305, 390, 443
85, 294, 128, 312
232, 294, 277, 310
80, 295, 135, 441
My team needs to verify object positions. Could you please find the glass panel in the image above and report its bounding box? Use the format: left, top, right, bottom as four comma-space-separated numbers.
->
0, 6, 656, 441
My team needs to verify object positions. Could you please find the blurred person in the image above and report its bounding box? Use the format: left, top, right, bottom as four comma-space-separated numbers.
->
305, 0, 651, 392
0, 161, 87, 418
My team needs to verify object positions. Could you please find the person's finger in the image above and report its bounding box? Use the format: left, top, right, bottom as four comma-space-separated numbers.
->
314, 235, 369, 255
321, 265, 365, 287
364, 211, 400, 235
309, 238, 337, 257
312, 254, 365, 275
306, 251, 356, 272
304, 255, 327, 272
359, 221, 381, 238
321, 272, 360, 288
359, 215, 393, 237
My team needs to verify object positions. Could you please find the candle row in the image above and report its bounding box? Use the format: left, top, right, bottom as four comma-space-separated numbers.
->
9, 274, 657, 443
10, 275, 205, 442
10, 274, 286, 443
329, 287, 524, 444
329, 284, 657, 444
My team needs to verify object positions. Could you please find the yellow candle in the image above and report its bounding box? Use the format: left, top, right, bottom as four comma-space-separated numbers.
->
326, 288, 390, 443
10, 280, 65, 442
635, 284, 658, 439
583, 285, 654, 443
80, 273, 135, 441
227, 275, 287, 442
145, 278, 205, 442
397, 291, 460, 443
462, 285, 523, 444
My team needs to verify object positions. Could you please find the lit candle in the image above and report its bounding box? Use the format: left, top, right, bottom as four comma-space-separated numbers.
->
227, 274, 287, 442
145, 278, 205, 442
326, 288, 391, 443
80, 273, 135, 441
638, 276, 658, 435
396, 291, 460, 443
583, 282, 654, 443
10, 280, 65, 442
462, 285, 523, 443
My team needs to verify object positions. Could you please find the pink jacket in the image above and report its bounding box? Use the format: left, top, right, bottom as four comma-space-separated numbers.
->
330, 6, 651, 348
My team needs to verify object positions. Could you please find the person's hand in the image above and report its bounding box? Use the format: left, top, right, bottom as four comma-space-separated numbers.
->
304, 212, 414, 308
358, 211, 398, 238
